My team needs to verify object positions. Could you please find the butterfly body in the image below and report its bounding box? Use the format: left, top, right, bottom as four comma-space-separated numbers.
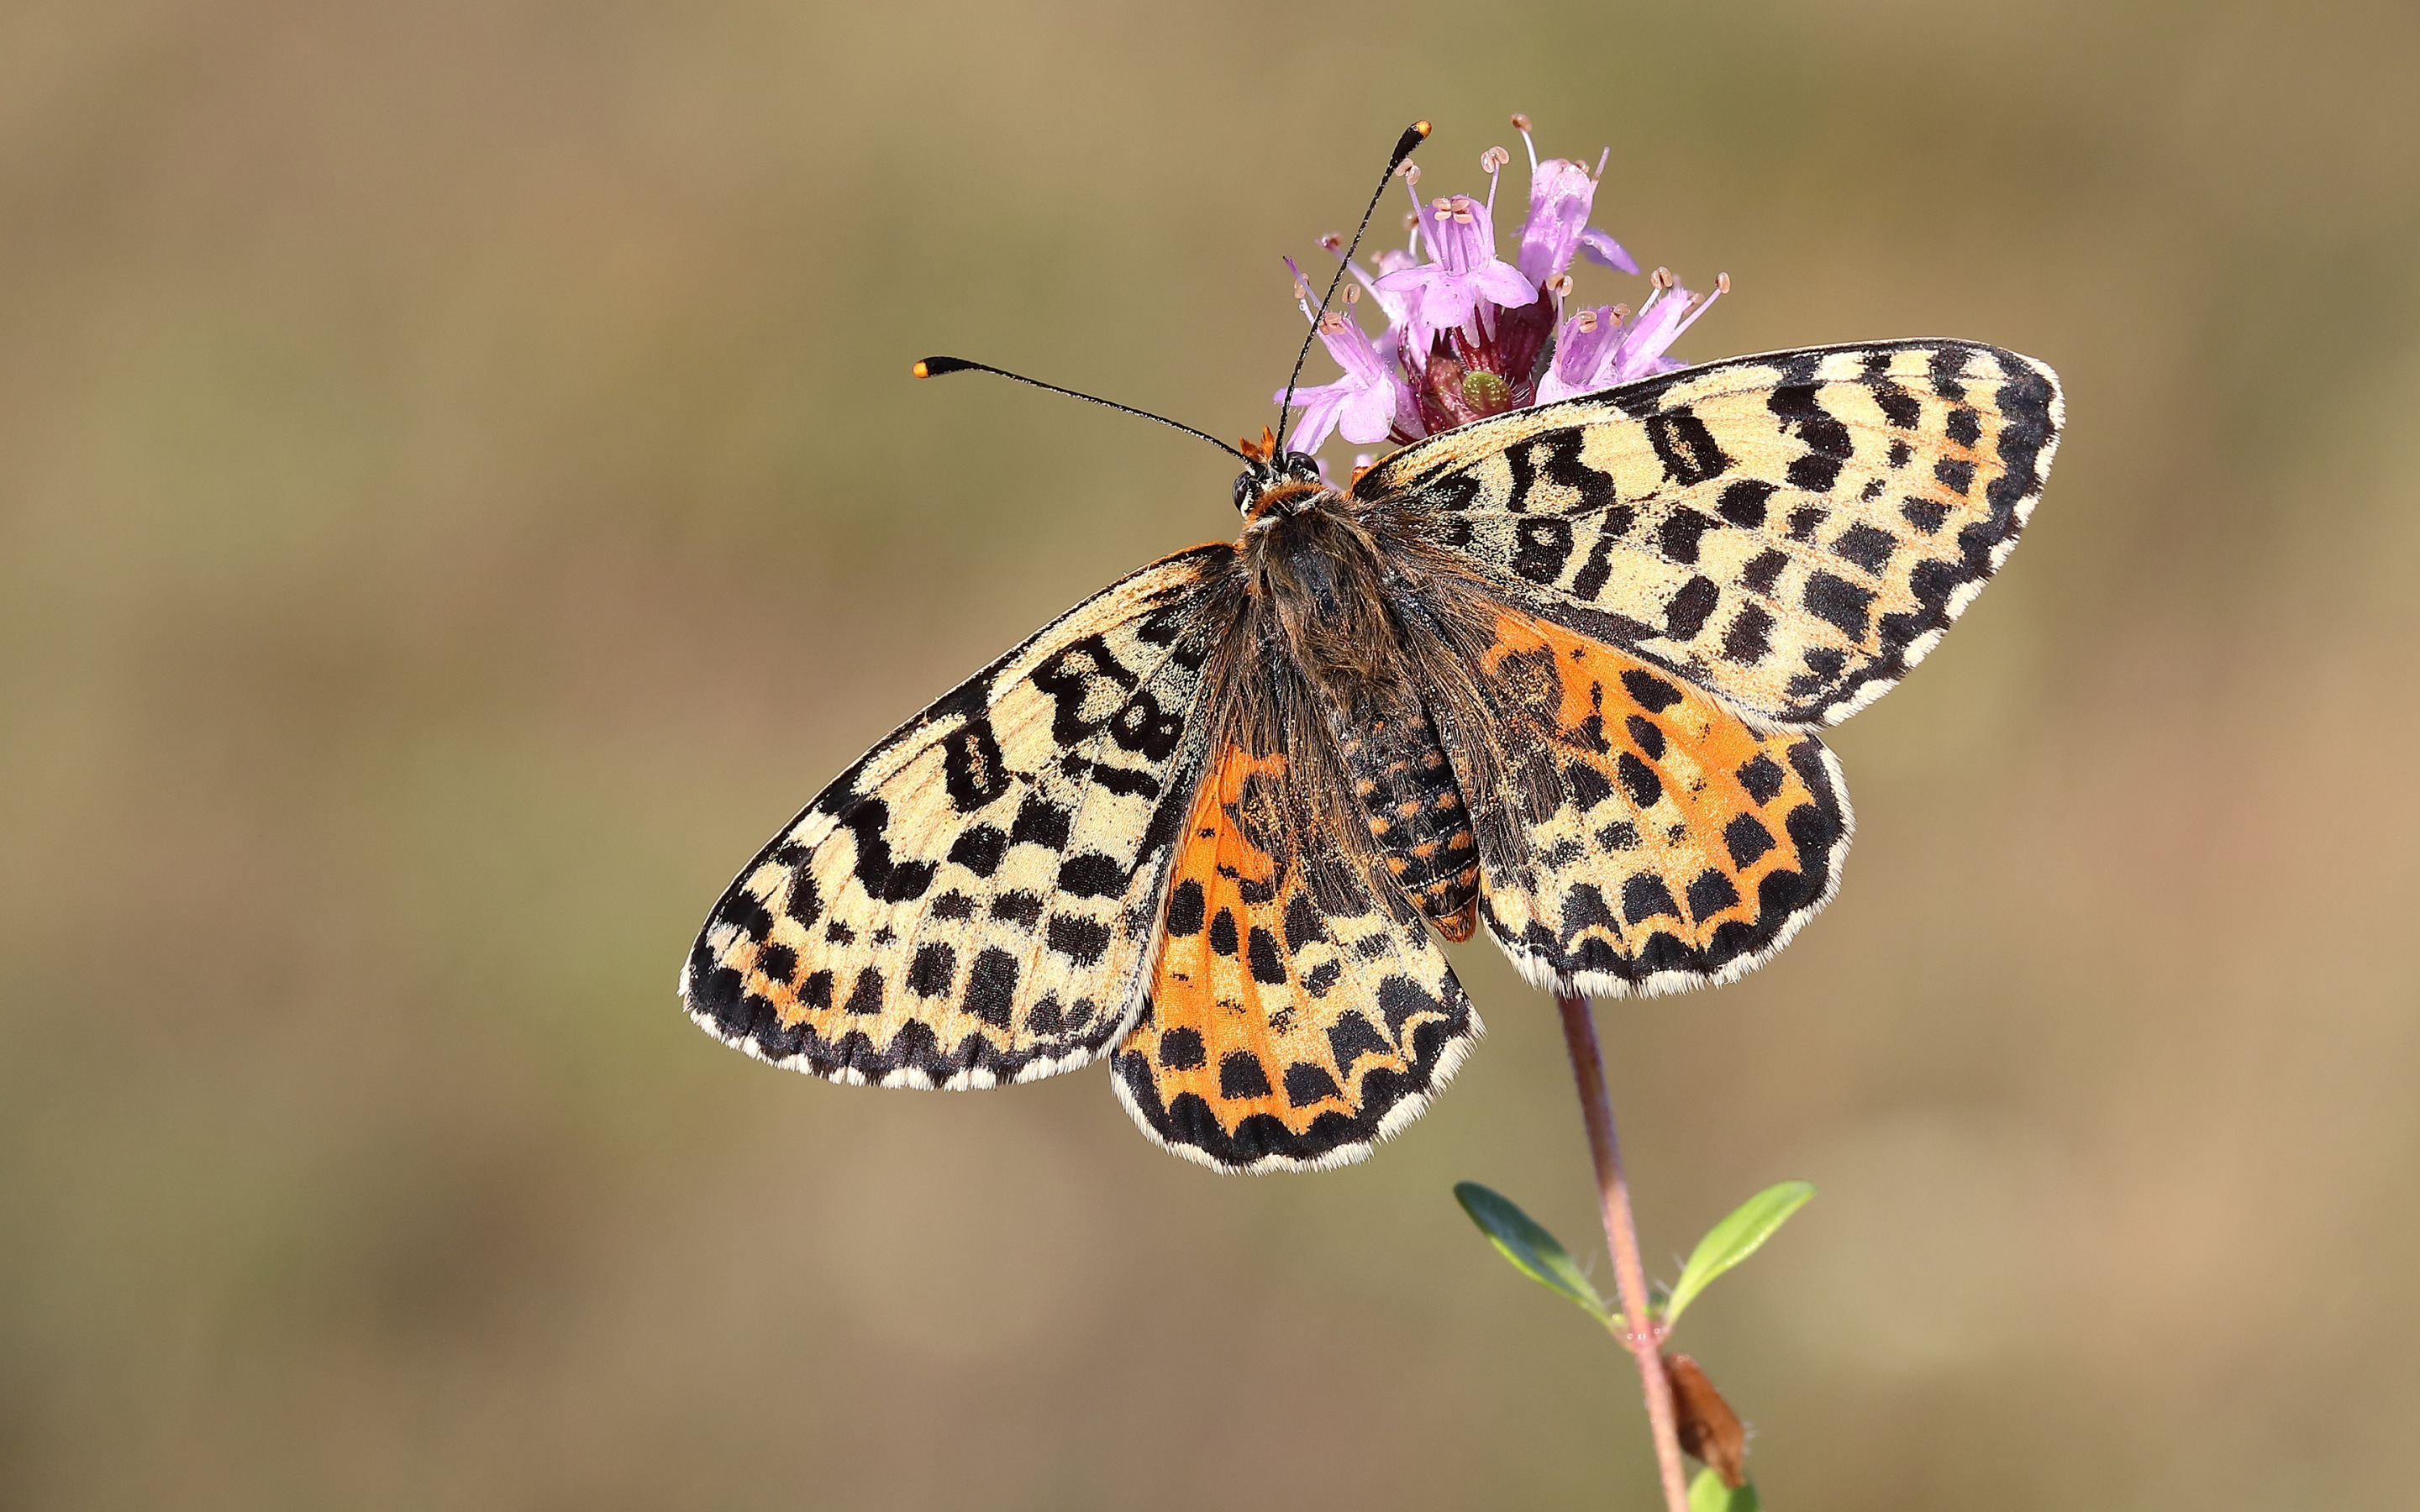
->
683, 339, 2062, 1171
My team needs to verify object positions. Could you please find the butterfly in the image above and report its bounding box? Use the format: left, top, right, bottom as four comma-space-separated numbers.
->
680, 338, 2062, 1171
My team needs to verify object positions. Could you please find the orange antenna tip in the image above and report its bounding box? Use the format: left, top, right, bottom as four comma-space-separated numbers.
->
912, 360, 930, 378
1412, 120, 1431, 137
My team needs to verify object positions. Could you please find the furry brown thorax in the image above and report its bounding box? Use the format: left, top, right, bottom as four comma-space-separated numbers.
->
1230, 475, 1486, 942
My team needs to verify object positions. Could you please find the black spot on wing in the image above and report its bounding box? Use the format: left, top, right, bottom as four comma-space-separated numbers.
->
1328, 1011, 1389, 1073
1645, 408, 1731, 486
721, 888, 776, 944
906, 942, 955, 998
843, 967, 885, 1016
1621, 668, 1684, 713
941, 719, 1013, 811
1616, 752, 1663, 808
948, 824, 1008, 877
1621, 874, 1681, 924
1512, 514, 1576, 584
1218, 1050, 1272, 1100
1056, 852, 1124, 898
1047, 914, 1112, 965
1158, 1026, 1206, 1070
1010, 794, 1073, 852
1722, 602, 1775, 664
1658, 508, 1717, 564
963, 947, 1018, 1026
1716, 479, 1775, 528
1664, 576, 1719, 640
1247, 926, 1286, 985
1562, 758, 1613, 812
1802, 571, 1876, 641
1724, 812, 1776, 868
1737, 753, 1786, 805
1562, 533, 1618, 601
991, 890, 1044, 927
1833, 522, 1897, 574
1685, 869, 1741, 923
755, 942, 797, 984
1283, 892, 1325, 949
1786, 452, 1844, 493
1623, 715, 1666, 760
1928, 345, 1970, 401
783, 872, 822, 927
1284, 1062, 1341, 1108
1165, 878, 1206, 935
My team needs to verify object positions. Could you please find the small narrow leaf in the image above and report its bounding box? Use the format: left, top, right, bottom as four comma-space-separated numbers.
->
1452, 1182, 1611, 1320
1662, 1180, 1816, 1328
1689, 1469, 1761, 1512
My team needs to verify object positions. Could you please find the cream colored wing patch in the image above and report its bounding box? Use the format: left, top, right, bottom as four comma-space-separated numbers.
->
681, 545, 1237, 1089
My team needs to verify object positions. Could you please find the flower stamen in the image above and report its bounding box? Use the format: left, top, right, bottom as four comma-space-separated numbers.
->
1481, 145, 1511, 213
1511, 113, 1538, 171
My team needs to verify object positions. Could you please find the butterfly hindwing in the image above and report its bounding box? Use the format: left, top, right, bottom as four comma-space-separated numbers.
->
1429, 607, 1852, 997
1111, 723, 1481, 1173
681, 544, 1237, 1088
1358, 339, 2063, 727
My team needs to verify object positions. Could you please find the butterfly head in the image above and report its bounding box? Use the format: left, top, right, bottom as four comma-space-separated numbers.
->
1234, 449, 1331, 522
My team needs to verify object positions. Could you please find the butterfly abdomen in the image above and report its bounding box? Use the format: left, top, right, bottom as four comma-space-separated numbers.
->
1330, 701, 1481, 942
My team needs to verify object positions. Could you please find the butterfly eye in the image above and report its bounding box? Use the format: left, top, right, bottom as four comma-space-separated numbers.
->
1232, 473, 1257, 512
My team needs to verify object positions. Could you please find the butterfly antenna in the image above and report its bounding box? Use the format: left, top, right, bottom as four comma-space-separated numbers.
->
1273, 120, 1430, 454
913, 356, 1250, 465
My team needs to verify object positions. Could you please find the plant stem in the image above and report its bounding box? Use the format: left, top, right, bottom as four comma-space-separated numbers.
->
1556, 990, 1691, 1512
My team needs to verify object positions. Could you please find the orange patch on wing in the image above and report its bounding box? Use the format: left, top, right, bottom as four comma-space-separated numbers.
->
1111, 740, 1476, 1170
1471, 609, 1847, 985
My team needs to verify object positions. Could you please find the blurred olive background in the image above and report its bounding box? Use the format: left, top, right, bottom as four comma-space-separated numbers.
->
4, 1, 2417, 1507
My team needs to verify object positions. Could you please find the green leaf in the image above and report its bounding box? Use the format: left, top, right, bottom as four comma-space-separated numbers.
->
1661, 1180, 1816, 1328
1452, 1182, 1611, 1321
1689, 1469, 1761, 1511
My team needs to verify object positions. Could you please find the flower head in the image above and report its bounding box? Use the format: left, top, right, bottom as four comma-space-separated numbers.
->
1275, 116, 1730, 457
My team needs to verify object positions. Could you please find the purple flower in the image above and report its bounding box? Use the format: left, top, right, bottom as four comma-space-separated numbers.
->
1534, 273, 1730, 404
1377, 194, 1537, 344
1276, 311, 1419, 454
1276, 115, 1732, 454
1515, 155, 1637, 284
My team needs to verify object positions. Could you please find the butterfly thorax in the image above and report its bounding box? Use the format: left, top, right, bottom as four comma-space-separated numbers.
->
1239, 494, 1483, 942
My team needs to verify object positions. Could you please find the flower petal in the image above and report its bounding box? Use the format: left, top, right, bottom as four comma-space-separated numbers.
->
1580, 228, 1639, 275
1515, 158, 1600, 284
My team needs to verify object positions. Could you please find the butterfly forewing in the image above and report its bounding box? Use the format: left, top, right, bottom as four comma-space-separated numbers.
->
681, 544, 1237, 1088
1357, 339, 2063, 727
